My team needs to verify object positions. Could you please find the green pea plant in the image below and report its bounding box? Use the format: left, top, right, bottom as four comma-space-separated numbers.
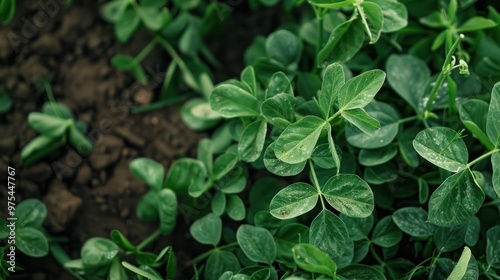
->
101, 0, 232, 130
20, 79, 93, 167
5, 0, 500, 279
0, 89, 13, 114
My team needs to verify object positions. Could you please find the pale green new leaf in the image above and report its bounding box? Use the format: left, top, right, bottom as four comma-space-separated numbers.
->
428, 170, 484, 227
321, 175, 374, 218
310, 210, 349, 259
275, 116, 327, 164
237, 225, 276, 264
28, 112, 69, 138
341, 108, 380, 135
358, 146, 398, 167
210, 84, 260, 118
270, 183, 318, 219
447, 247, 472, 280
413, 127, 468, 172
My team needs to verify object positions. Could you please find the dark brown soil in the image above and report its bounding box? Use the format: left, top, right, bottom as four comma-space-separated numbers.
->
0, 1, 209, 278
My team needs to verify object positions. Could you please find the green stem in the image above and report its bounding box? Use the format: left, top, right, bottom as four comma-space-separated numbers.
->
49, 244, 86, 280
424, 34, 464, 113
131, 95, 189, 114
309, 159, 325, 209
397, 115, 419, 125
370, 244, 385, 266
481, 199, 500, 208
315, 14, 324, 72
136, 229, 162, 252
467, 149, 499, 168
190, 242, 239, 264
155, 35, 191, 80
327, 110, 342, 123
134, 39, 158, 63
43, 80, 63, 119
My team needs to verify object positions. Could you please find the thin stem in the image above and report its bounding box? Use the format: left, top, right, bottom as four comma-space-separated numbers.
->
309, 159, 325, 209
42, 80, 63, 119
424, 34, 464, 113
481, 200, 500, 208
136, 229, 162, 251
134, 39, 158, 63
327, 110, 342, 123
397, 115, 419, 125
131, 95, 189, 114
49, 244, 86, 280
190, 242, 239, 264
467, 149, 499, 168
370, 244, 385, 265
315, 14, 324, 72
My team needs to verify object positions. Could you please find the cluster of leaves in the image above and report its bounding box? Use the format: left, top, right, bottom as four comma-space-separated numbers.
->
5, 0, 500, 279
102, 0, 234, 123
20, 80, 93, 167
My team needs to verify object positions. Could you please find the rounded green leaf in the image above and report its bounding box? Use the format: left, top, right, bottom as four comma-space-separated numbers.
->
205, 251, 241, 280
158, 188, 178, 235
264, 142, 307, 176
434, 224, 467, 253
368, 0, 408, 32
319, 63, 345, 117
137, 190, 159, 222
16, 228, 49, 257
318, 18, 365, 65
371, 216, 402, 247
486, 225, 500, 268
81, 237, 119, 268
446, 247, 472, 280
266, 72, 293, 98
310, 210, 349, 259
226, 194, 246, 221
28, 112, 69, 138
238, 120, 267, 163
322, 175, 374, 218
340, 214, 374, 241
16, 198, 47, 228
265, 30, 301, 68
270, 182, 318, 219
341, 108, 381, 135
130, 158, 165, 190
487, 82, 500, 147
217, 166, 247, 194
180, 98, 221, 131
237, 225, 276, 264
346, 101, 399, 149
292, 244, 336, 277
358, 146, 397, 166
386, 54, 430, 112
211, 192, 226, 216
190, 213, 222, 246
337, 70, 386, 111
358, 2, 383, 44
459, 99, 494, 150
165, 158, 207, 195
213, 153, 238, 180
210, 84, 260, 118
311, 143, 342, 170
428, 170, 484, 227
392, 207, 435, 237
413, 127, 468, 172
68, 125, 93, 155
261, 93, 296, 129
275, 116, 327, 164
110, 230, 136, 251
